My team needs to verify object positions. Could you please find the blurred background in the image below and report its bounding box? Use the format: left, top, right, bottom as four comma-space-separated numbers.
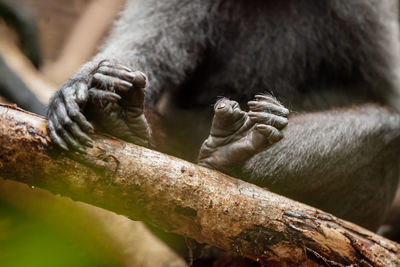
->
0, 0, 187, 266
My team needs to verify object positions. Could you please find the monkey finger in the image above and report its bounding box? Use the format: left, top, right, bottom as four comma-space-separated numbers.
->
47, 120, 69, 151
53, 101, 72, 128
249, 127, 270, 148
254, 94, 281, 106
211, 99, 247, 133
62, 85, 91, 120
68, 122, 93, 147
89, 88, 121, 103
53, 115, 86, 153
61, 101, 94, 133
130, 71, 147, 88
53, 104, 91, 147
68, 108, 95, 134
53, 105, 88, 148
92, 73, 133, 92
125, 86, 146, 109
63, 94, 95, 134
75, 82, 89, 106
248, 111, 288, 130
214, 98, 244, 117
108, 69, 146, 89
97, 65, 138, 83
62, 86, 87, 115
98, 60, 133, 72
61, 131, 86, 153
255, 124, 283, 144
103, 102, 117, 113
248, 100, 289, 117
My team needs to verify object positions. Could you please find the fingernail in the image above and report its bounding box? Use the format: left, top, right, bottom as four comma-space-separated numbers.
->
270, 134, 283, 142
283, 109, 289, 116
218, 103, 226, 109
122, 81, 133, 87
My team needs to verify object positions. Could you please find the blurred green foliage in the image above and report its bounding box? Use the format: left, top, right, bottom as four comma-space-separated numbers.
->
0, 182, 124, 267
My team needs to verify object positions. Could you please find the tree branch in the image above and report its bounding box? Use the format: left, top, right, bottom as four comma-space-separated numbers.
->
0, 104, 399, 266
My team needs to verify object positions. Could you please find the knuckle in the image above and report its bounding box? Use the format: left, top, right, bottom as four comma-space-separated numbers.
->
55, 123, 63, 132
61, 85, 74, 96
282, 108, 290, 116
97, 66, 108, 73
61, 118, 72, 127
98, 60, 110, 68
263, 114, 273, 123
47, 106, 56, 117
59, 116, 73, 127
60, 87, 68, 97
89, 89, 100, 98
64, 119, 73, 127
67, 109, 79, 119
93, 73, 103, 80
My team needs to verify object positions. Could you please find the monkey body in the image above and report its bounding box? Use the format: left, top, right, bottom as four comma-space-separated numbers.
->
47, 0, 400, 230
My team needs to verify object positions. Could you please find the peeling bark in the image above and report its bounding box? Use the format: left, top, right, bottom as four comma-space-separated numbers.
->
0, 104, 399, 266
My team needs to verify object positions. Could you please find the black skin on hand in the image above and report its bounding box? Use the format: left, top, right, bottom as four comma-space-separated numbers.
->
198, 95, 288, 173
87, 61, 150, 147
47, 61, 149, 152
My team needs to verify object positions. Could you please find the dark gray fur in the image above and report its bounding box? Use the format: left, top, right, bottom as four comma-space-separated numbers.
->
49, 0, 400, 230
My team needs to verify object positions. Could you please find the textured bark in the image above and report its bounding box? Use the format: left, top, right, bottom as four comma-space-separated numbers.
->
0, 104, 399, 266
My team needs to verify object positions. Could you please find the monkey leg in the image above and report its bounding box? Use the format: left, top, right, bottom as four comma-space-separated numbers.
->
241, 104, 400, 229
198, 94, 288, 173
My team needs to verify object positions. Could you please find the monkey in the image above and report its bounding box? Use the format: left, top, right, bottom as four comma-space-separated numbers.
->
0, 0, 45, 115
47, 0, 400, 234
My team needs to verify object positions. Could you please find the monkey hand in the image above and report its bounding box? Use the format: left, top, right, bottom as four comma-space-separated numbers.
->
198, 94, 289, 173
47, 68, 95, 152
47, 60, 150, 151
86, 61, 150, 147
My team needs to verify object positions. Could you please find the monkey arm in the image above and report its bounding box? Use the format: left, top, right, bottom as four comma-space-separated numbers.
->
46, 0, 213, 150
241, 104, 400, 230
90, 0, 213, 106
